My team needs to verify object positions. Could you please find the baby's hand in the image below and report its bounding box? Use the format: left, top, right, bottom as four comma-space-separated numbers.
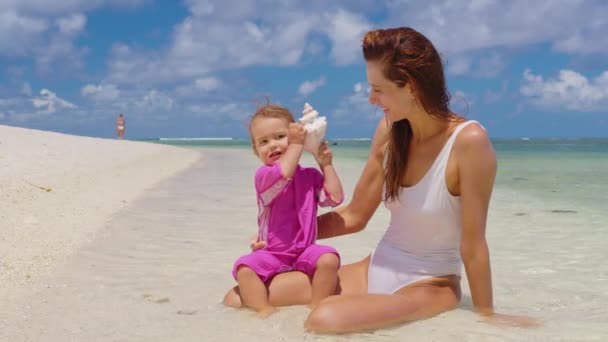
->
249, 233, 266, 251
288, 123, 307, 145
314, 141, 333, 167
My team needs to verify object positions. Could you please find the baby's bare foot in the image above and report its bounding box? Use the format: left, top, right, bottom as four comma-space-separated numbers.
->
255, 307, 278, 319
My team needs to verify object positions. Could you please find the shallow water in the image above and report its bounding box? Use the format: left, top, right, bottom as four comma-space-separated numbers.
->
2, 146, 607, 341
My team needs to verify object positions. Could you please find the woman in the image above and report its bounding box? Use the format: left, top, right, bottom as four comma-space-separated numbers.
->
116, 113, 125, 139
224, 27, 535, 333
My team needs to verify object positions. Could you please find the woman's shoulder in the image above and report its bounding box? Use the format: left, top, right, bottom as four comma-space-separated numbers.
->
453, 120, 495, 162
455, 120, 491, 147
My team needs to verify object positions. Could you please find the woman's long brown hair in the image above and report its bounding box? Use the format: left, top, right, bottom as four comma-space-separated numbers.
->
362, 27, 453, 202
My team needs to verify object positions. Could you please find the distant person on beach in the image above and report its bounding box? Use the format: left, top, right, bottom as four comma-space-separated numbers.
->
224, 27, 537, 332
116, 113, 125, 139
230, 104, 344, 317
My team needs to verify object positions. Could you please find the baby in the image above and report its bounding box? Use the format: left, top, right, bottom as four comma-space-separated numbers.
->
232, 103, 344, 317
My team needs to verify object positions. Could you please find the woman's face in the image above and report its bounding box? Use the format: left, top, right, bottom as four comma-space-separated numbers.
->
366, 60, 416, 123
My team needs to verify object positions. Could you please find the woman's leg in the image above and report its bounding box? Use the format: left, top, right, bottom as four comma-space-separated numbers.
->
336, 255, 369, 295
304, 276, 461, 334
222, 255, 371, 308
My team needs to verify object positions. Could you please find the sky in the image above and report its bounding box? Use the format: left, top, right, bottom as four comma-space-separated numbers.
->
1, 0, 607, 139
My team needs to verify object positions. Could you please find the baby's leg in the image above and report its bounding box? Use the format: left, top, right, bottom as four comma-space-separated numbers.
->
311, 253, 340, 306
294, 245, 340, 306
235, 266, 276, 318
233, 251, 284, 317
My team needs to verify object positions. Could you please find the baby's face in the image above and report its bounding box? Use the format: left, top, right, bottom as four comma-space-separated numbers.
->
251, 117, 289, 165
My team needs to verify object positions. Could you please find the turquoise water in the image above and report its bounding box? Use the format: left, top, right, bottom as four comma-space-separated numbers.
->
146, 138, 608, 339
149, 138, 608, 212
495, 140, 608, 213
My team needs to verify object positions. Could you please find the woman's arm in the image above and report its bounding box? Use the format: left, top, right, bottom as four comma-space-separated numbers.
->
457, 124, 497, 315
317, 119, 390, 239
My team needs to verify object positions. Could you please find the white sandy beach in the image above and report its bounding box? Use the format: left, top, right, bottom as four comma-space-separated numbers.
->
1, 126, 607, 341
0, 125, 201, 300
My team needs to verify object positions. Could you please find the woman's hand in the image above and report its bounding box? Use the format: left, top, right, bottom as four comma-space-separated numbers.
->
481, 312, 542, 329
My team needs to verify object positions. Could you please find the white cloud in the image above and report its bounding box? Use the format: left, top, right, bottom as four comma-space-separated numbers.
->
106, 3, 373, 85
333, 81, 376, 121
385, 0, 608, 55
0, 91, 83, 123
450, 90, 473, 113
35, 36, 88, 73
520, 69, 608, 112
4, 0, 608, 133
107, 43, 169, 83
0, 98, 20, 106
81, 83, 120, 101
475, 53, 506, 78
298, 76, 326, 96
0, 9, 86, 73
353, 82, 363, 93
194, 77, 221, 91
187, 101, 248, 121
31, 88, 77, 114
451, 90, 467, 102
446, 55, 472, 76
0, 1, 145, 72
135, 90, 174, 111
4, 0, 608, 88
108, 16, 318, 84
322, 9, 372, 65
103, 1, 607, 88
0, 0, 146, 16
56, 13, 86, 36
0, 10, 48, 57
447, 52, 506, 78
176, 77, 222, 97
170, 16, 317, 74
186, 0, 215, 16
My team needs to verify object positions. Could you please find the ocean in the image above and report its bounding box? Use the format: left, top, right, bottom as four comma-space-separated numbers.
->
151, 137, 608, 213
148, 137, 608, 340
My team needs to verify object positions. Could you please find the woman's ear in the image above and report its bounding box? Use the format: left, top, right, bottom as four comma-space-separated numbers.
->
403, 83, 414, 98
403, 83, 419, 103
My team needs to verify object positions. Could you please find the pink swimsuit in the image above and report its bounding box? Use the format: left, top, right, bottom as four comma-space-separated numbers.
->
232, 164, 341, 282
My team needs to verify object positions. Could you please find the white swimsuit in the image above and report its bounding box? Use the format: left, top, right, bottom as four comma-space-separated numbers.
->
367, 120, 478, 294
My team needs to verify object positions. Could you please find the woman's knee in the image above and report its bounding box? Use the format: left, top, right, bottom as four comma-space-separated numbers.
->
304, 302, 346, 333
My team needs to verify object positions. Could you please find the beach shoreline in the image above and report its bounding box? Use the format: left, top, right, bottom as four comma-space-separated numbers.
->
0, 125, 202, 301
1, 128, 606, 340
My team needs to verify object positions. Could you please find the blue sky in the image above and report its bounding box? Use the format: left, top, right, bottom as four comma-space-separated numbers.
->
1, 0, 607, 139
